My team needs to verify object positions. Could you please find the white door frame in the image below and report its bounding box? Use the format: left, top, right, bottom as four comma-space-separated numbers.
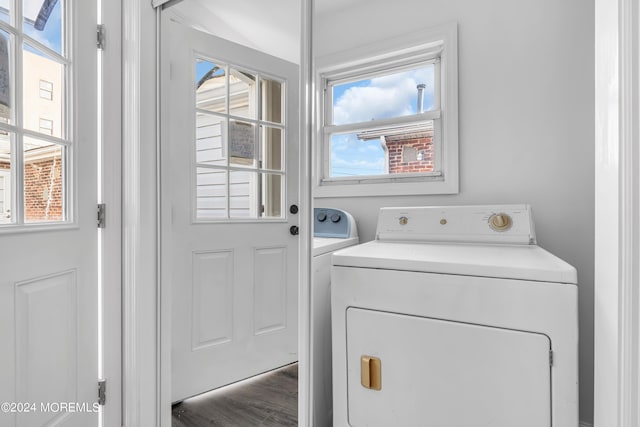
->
594, 0, 640, 426
101, 0, 123, 425
121, 0, 161, 426
120, 0, 313, 425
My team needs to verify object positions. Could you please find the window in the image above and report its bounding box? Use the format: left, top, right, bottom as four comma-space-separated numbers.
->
194, 57, 285, 220
39, 79, 53, 100
0, 0, 68, 226
315, 23, 458, 197
39, 117, 53, 135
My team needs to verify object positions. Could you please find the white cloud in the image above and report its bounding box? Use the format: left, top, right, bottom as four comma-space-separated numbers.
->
333, 66, 435, 125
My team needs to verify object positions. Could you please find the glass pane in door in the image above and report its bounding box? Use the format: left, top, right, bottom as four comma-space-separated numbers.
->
23, 135, 64, 223
0, 132, 12, 223
260, 78, 282, 124
196, 59, 227, 114
22, 45, 64, 138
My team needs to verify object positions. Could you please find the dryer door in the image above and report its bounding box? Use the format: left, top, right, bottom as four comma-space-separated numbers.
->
346, 308, 551, 427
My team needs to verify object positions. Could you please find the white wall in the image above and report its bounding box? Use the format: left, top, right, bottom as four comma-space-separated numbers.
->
315, 0, 595, 423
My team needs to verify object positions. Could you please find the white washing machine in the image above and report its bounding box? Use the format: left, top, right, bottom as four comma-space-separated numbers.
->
331, 205, 578, 427
312, 207, 358, 427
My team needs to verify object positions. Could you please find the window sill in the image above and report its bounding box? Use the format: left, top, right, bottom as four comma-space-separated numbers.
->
314, 175, 458, 198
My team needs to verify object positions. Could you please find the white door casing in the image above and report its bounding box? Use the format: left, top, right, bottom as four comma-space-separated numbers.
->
0, 0, 99, 426
162, 16, 300, 402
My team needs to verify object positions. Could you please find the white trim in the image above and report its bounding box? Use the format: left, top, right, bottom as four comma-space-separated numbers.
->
594, 0, 640, 425
299, 0, 312, 425
617, 0, 640, 424
314, 22, 458, 198
100, 0, 123, 425
122, 0, 159, 426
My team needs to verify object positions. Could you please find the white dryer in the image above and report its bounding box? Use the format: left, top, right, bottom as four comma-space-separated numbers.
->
312, 208, 358, 427
331, 205, 577, 427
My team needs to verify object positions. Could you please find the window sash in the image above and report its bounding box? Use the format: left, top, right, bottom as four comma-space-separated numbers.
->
321, 54, 443, 183
322, 116, 442, 182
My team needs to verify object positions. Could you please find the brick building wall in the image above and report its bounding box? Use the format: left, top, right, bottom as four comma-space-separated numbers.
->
385, 133, 434, 174
24, 155, 63, 222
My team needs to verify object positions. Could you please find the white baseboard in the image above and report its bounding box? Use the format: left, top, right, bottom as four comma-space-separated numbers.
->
579, 422, 593, 427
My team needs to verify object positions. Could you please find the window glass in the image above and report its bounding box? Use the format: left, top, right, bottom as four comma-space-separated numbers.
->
23, 45, 63, 138
260, 78, 282, 124
330, 133, 385, 177
196, 167, 227, 219
0, 133, 12, 223
229, 170, 254, 217
0, 0, 70, 228
196, 59, 226, 114
0, 0, 10, 24
22, 0, 64, 55
325, 59, 438, 180
329, 122, 435, 178
229, 68, 256, 119
260, 173, 282, 218
229, 120, 257, 168
23, 136, 64, 223
260, 126, 282, 171
0, 29, 12, 125
23, 0, 63, 55
331, 63, 435, 126
196, 113, 226, 166
194, 57, 285, 220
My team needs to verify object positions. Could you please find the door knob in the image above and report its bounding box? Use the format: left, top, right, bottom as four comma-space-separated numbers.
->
289, 204, 299, 214
289, 225, 299, 236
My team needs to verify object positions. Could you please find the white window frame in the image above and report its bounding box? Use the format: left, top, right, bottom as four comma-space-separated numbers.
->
192, 54, 287, 222
314, 23, 458, 197
0, 3, 72, 229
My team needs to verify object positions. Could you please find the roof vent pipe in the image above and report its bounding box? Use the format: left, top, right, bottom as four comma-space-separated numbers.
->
416, 83, 426, 113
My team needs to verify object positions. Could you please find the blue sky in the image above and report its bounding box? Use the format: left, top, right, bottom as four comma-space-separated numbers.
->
196, 59, 225, 86
24, 0, 63, 55
0, 0, 63, 54
330, 65, 435, 176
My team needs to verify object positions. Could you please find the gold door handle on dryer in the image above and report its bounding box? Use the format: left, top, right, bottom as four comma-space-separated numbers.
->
361, 356, 382, 390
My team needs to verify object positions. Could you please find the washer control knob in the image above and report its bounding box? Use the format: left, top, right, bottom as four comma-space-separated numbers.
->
331, 213, 341, 223
317, 212, 327, 222
489, 213, 512, 231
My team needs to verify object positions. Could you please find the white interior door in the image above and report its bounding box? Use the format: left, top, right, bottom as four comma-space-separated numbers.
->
0, 0, 99, 426
162, 16, 300, 402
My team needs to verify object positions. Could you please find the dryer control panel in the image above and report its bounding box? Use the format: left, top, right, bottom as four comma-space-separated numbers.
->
376, 205, 536, 245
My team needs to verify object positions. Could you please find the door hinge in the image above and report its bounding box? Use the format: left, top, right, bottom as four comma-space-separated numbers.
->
549, 349, 554, 367
97, 24, 106, 50
97, 203, 106, 228
98, 379, 106, 406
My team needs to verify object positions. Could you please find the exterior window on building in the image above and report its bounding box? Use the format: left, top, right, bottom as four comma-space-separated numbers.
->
39, 118, 53, 135
39, 79, 53, 100
316, 24, 458, 197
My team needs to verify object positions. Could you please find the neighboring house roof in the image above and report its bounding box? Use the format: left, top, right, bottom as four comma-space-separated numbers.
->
357, 122, 433, 141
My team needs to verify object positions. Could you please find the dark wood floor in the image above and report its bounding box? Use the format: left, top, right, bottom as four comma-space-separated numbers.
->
172, 363, 298, 427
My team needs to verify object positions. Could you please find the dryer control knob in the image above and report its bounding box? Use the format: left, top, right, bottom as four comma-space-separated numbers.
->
331, 214, 341, 223
317, 212, 327, 222
489, 213, 512, 231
